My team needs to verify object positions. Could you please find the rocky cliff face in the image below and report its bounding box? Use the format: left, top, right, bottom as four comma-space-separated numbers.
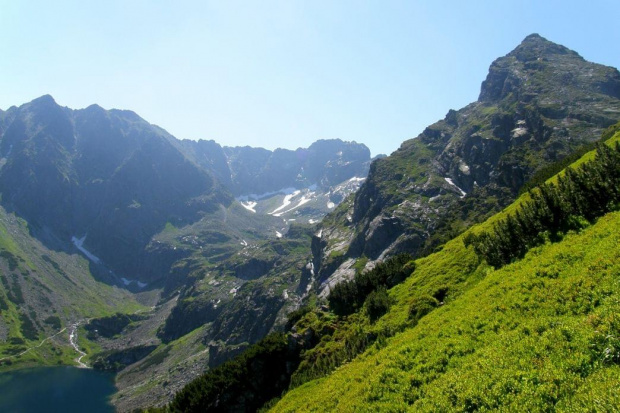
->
313, 34, 620, 294
182, 138, 371, 196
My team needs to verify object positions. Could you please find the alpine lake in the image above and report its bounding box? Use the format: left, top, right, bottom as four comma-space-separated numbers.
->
0, 366, 115, 412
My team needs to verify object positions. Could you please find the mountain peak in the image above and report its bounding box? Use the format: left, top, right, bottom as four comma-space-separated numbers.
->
478, 35, 594, 102
508, 33, 580, 62
29, 94, 58, 107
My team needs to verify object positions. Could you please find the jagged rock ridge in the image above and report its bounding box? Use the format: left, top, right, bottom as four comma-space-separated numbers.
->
313, 34, 620, 293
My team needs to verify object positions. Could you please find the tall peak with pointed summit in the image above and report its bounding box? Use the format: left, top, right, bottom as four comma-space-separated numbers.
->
479, 33, 619, 102
510, 33, 579, 61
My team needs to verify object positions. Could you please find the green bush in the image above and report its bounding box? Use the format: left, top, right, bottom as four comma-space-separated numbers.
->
166, 333, 300, 412
328, 254, 413, 316
365, 287, 392, 322
408, 295, 439, 324
43, 315, 62, 330
466, 143, 620, 268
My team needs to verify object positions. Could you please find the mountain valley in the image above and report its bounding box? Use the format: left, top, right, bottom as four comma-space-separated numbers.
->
0, 33, 619, 411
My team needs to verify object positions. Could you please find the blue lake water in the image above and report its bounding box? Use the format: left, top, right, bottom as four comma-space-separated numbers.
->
0, 366, 115, 413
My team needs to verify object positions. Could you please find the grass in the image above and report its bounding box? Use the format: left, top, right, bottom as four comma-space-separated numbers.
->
0, 203, 147, 371
270, 129, 620, 411
274, 210, 620, 412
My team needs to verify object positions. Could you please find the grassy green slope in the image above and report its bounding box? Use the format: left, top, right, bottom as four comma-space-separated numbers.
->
0, 206, 145, 369
272, 132, 620, 411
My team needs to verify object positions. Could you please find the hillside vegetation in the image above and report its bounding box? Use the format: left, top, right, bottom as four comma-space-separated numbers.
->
271, 128, 620, 411
275, 210, 620, 411
158, 126, 620, 411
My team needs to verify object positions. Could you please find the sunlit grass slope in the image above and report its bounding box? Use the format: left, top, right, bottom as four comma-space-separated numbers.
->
275, 207, 620, 412
272, 130, 620, 411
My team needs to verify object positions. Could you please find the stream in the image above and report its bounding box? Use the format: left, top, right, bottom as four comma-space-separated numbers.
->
68, 321, 88, 368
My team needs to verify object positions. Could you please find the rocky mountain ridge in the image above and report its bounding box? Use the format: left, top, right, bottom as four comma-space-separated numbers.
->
0, 94, 372, 409
1, 33, 619, 412
312, 34, 620, 295
182, 138, 371, 197
0, 95, 371, 286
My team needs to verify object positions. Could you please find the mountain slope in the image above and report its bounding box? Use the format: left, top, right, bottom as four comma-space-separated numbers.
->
0, 204, 144, 369
313, 34, 620, 293
181, 139, 371, 197
0, 95, 230, 284
268, 127, 620, 411
159, 127, 620, 413
0, 94, 373, 408
0, 95, 371, 287
274, 211, 620, 411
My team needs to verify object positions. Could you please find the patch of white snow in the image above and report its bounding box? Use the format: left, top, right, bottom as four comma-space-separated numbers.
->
271, 192, 314, 217
120, 277, 147, 289
269, 190, 301, 215
240, 201, 257, 213
71, 235, 101, 264
237, 187, 297, 202
444, 177, 467, 198
348, 176, 366, 182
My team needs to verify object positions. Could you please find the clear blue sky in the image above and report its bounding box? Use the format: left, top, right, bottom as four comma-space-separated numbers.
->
1, 1, 619, 156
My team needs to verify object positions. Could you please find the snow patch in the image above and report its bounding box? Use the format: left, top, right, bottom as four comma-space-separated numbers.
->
120, 277, 147, 289
271, 192, 313, 217
71, 235, 101, 264
270, 190, 301, 215
511, 127, 528, 138
458, 161, 470, 175
240, 201, 257, 213
348, 176, 366, 183
327, 201, 335, 209
237, 187, 297, 202
444, 177, 467, 198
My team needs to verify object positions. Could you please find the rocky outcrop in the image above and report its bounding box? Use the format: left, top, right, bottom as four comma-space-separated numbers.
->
313, 34, 620, 295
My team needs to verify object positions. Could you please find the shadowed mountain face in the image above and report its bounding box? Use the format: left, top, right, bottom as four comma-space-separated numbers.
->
313, 34, 620, 292
0, 96, 371, 284
0, 96, 229, 281
0, 94, 372, 410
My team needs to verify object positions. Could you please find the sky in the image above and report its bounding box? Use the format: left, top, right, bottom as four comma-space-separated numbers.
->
1, 1, 619, 156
